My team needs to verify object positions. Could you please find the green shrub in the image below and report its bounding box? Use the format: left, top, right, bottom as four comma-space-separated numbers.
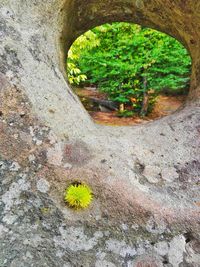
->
117, 110, 135, 118
67, 22, 191, 114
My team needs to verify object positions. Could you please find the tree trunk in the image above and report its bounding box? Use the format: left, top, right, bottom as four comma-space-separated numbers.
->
119, 103, 125, 111
140, 76, 149, 116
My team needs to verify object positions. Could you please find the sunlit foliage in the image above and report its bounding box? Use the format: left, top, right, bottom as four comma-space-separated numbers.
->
67, 23, 191, 114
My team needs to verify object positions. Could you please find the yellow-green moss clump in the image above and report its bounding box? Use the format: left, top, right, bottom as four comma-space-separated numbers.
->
64, 183, 93, 209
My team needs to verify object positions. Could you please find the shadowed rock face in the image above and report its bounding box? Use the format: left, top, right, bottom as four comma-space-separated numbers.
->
0, 0, 200, 266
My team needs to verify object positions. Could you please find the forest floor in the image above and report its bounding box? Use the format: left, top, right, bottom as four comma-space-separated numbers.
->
75, 88, 186, 126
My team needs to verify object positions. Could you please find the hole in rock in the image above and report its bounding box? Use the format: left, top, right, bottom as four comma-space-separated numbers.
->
184, 232, 193, 243
67, 22, 192, 126
162, 256, 169, 265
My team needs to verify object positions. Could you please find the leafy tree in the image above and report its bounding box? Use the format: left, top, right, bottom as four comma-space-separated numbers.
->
67, 22, 191, 114
67, 30, 99, 85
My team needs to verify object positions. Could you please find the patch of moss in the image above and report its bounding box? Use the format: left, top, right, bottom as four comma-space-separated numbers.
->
40, 207, 51, 215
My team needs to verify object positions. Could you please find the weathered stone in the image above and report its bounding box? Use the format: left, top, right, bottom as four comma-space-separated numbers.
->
0, 0, 200, 266
36, 178, 50, 193
53, 226, 103, 252
105, 239, 137, 257
47, 142, 63, 167
184, 238, 200, 266
95, 260, 116, 267
161, 167, 179, 182
132, 255, 164, 267
154, 241, 169, 256
143, 165, 161, 183
145, 217, 167, 234
168, 235, 186, 267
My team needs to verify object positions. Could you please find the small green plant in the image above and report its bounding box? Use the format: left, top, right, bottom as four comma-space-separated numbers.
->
117, 110, 135, 118
64, 182, 93, 209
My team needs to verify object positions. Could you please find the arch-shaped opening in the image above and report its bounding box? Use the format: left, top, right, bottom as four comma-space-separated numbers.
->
66, 22, 192, 126
60, 0, 200, 105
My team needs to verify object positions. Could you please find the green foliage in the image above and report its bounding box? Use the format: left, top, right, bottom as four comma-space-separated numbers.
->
67, 22, 191, 113
67, 30, 99, 85
67, 61, 87, 85
117, 110, 136, 118
64, 183, 93, 210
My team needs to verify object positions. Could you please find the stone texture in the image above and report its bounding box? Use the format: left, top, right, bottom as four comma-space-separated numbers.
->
36, 178, 50, 193
184, 238, 200, 267
154, 241, 169, 257
143, 165, 161, 184
168, 235, 186, 267
0, 0, 200, 266
161, 167, 179, 183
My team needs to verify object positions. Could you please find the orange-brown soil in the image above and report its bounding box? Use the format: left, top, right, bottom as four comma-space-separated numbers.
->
75, 88, 186, 126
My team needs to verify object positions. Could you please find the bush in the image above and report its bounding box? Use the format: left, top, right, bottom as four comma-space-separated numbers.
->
67, 22, 191, 114
117, 110, 136, 118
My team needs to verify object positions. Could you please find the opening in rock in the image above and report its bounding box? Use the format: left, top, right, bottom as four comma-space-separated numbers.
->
67, 22, 192, 126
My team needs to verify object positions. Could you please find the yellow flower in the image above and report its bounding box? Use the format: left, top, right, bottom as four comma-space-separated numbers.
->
64, 183, 93, 209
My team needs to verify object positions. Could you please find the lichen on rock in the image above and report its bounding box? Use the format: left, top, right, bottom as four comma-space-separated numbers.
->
0, 0, 200, 266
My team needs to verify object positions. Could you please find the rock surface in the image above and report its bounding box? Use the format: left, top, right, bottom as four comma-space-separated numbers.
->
0, 0, 200, 266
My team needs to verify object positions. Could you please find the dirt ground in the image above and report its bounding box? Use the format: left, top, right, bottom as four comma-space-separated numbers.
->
75, 88, 186, 126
